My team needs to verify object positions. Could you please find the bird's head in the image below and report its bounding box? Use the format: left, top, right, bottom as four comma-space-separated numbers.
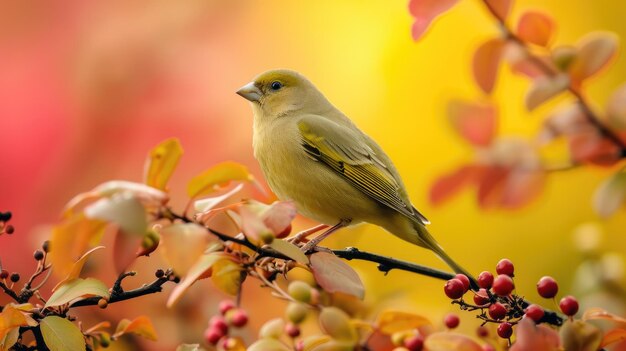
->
237, 69, 330, 119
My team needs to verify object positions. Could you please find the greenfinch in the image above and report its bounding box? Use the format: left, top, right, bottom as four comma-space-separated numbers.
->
237, 69, 472, 280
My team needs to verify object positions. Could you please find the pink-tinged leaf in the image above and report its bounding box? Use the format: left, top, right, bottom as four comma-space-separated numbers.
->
238, 205, 270, 244
582, 307, 626, 323
187, 161, 255, 199
113, 316, 157, 341
52, 246, 105, 292
525, 74, 569, 111
516, 11, 555, 47
570, 32, 619, 86
447, 100, 497, 146
211, 258, 243, 295
538, 104, 588, 143
511, 318, 560, 351
84, 194, 147, 236
112, 225, 143, 274
375, 310, 432, 335
167, 252, 228, 307
143, 138, 183, 191
84, 321, 111, 334
267, 239, 308, 264
510, 57, 548, 79
593, 170, 626, 218
262, 201, 297, 235
606, 83, 626, 130
477, 166, 509, 209
601, 328, 626, 348
484, 0, 513, 21
569, 131, 622, 166
560, 320, 602, 351
318, 307, 358, 343
45, 278, 110, 308
408, 0, 459, 41
430, 165, 484, 205
194, 183, 244, 213
160, 223, 211, 276
310, 252, 365, 299
424, 332, 482, 351
40, 316, 86, 351
500, 169, 546, 209
473, 38, 506, 94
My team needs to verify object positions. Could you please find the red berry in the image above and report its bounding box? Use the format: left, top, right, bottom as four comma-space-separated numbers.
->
204, 327, 224, 345
444, 313, 460, 329
444, 279, 465, 299
454, 274, 470, 292
497, 322, 513, 339
229, 309, 249, 327
559, 296, 579, 316
209, 316, 229, 335
5, 225, 14, 234
492, 275, 514, 296
219, 300, 236, 315
537, 276, 559, 299
285, 323, 301, 338
473, 289, 490, 306
496, 259, 515, 277
403, 335, 424, 351
476, 326, 489, 338
477, 271, 494, 289
524, 304, 545, 322
488, 302, 507, 320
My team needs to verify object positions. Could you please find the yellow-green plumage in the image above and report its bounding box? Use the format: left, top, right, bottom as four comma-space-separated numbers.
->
237, 69, 472, 279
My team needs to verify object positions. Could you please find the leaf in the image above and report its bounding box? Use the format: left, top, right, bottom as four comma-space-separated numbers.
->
318, 307, 358, 343
525, 74, 569, 110
477, 166, 509, 209
430, 165, 484, 205
424, 332, 483, 351
473, 38, 506, 94
538, 104, 587, 143
408, 0, 459, 41
211, 258, 243, 295
45, 278, 110, 307
160, 223, 211, 276
247, 338, 291, 351
560, 320, 602, 351
569, 130, 622, 166
447, 100, 497, 146
267, 239, 309, 264
113, 316, 157, 341
484, 0, 512, 21
187, 161, 255, 198
593, 170, 626, 218
40, 316, 86, 351
601, 328, 626, 348
516, 11, 555, 47
375, 310, 432, 334
570, 32, 619, 86
167, 252, 228, 307
0, 327, 18, 351
510, 317, 560, 351
52, 246, 105, 292
582, 307, 626, 323
144, 138, 183, 190
84, 194, 147, 236
84, 321, 111, 334
176, 344, 203, 351
606, 83, 626, 129
0, 304, 38, 341
238, 204, 271, 244
310, 252, 365, 300
262, 201, 297, 235
500, 168, 546, 209
194, 183, 244, 213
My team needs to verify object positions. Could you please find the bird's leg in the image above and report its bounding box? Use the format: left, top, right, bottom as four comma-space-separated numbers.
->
300, 219, 351, 253
288, 224, 328, 244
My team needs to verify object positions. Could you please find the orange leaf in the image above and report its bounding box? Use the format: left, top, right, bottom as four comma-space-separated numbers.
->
516, 11, 555, 47
310, 252, 364, 299
424, 331, 482, 351
510, 57, 548, 78
510, 318, 560, 351
430, 165, 484, 205
569, 32, 619, 86
52, 246, 105, 292
606, 83, 626, 130
375, 310, 432, 335
160, 223, 211, 276
187, 161, 255, 199
447, 100, 497, 146
500, 169, 546, 209
525, 74, 569, 111
114, 316, 157, 341
167, 252, 228, 307
582, 307, 626, 323
477, 166, 509, 209
569, 131, 622, 166
601, 328, 626, 348
408, 0, 459, 41
484, 0, 512, 21
592, 169, 626, 218
211, 258, 243, 296
143, 138, 183, 191
0, 304, 38, 341
473, 38, 506, 94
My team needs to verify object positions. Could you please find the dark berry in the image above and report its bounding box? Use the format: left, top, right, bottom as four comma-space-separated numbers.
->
492, 275, 514, 296
209, 316, 229, 335
285, 323, 301, 338
444, 313, 460, 329
444, 279, 465, 299
155, 269, 165, 278
488, 302, 507, 320
403, 335, 424, 351
495, 259, 515, 277
524, 304, 544, 322
537, 276, 558, 299
42, 240, 50, 253
33, 250, 44, 261
9, 273, 19, 283
473, 288, 490, 305
559, 296, 579, 316
5, 225, 14, 234
454, 274, 470, 292
497, 322, 513, 339
0, 212, 11, 222
0, 270, 8, 279
478, 271, 494, 289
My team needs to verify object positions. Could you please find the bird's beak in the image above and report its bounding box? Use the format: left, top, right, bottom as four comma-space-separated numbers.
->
236, 82, 262, 102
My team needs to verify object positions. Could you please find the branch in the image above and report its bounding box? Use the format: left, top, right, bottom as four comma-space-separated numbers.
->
70, 274, 171, 308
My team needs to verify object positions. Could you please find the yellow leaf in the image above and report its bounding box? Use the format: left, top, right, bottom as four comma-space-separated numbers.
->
211, 258, 243, 296
113, 316, 158, 341
53, 246, 105, 292
45, 278, 110, 308
0, 326, 18, 351
40, 316, 85, 351
187, 161, 254, 198
144, 138, 183, 191
375, 310, 432, 334
0, 304, 38, 341
267, 239, 309, 264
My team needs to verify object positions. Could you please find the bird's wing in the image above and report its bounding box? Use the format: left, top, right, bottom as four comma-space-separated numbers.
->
297, 116, 428, 225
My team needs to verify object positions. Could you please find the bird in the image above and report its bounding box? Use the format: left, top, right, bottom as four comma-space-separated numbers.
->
237, 69, 473, 282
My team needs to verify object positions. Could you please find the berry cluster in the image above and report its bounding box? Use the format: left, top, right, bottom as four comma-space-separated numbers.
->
204, 300, 249, 347
443, 259, 579, 340
0, 211, 14, 235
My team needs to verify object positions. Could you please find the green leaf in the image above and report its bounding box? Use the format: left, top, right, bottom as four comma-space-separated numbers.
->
45, 278, 110, 308
40, 316, 86, 351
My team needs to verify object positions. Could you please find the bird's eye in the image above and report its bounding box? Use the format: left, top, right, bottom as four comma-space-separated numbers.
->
270, 81, 283, 91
